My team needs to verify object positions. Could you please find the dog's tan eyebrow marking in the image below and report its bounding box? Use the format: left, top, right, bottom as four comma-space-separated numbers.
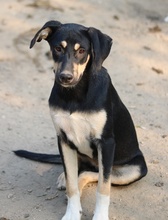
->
74, 43, 80, 50
61, 41, 67, 48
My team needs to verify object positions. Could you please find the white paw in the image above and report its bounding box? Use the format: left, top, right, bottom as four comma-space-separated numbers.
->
57, 172, 66, 190
61, 210, 82, 220
92, 213, 109, 220
92, 193, 110, 220
61, 194, 82, 220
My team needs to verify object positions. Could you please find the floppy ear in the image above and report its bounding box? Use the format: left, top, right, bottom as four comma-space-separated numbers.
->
30, 20, 62, 49
87, 27, 112, 70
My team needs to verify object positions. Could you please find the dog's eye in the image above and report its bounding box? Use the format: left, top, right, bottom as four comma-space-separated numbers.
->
78, 48, 85, 54
55, 46, 62, 52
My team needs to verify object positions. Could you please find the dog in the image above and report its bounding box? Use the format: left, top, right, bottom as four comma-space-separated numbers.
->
14, 21, 147, 220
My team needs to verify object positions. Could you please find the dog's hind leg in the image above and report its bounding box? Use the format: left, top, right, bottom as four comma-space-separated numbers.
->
56, 171, 99, 196
78, 171, 99, 196
111, 154, 147, 186
58, 155, 147, 193
78, 154, 148, 194
57, 172, 66, 190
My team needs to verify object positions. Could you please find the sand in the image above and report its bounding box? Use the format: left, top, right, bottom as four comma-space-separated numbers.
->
0, 0, 168, 219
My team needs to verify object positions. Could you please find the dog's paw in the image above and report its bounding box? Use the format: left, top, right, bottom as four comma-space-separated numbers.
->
61, 210, 82, 220
92, 193, 109, 220
92, 213, 109, 220
61, 194, 82, 220
57, 172, 66, 190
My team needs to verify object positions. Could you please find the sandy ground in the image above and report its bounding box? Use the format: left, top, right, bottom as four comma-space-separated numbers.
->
0, 0, 168, 219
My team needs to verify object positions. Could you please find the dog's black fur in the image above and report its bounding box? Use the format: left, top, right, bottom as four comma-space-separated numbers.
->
14, 21, 147, 220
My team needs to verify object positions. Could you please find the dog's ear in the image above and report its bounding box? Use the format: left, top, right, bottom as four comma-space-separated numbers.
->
87, 27, 112, 70
30, 20, 62, 49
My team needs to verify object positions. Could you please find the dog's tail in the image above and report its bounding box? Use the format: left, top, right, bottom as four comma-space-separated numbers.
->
14, 150, 62, 164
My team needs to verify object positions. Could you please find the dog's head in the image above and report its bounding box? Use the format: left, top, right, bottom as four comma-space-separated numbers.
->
30, 20, 112, 87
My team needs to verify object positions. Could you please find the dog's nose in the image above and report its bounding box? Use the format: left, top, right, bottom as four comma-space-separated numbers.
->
59, 73, 73, 84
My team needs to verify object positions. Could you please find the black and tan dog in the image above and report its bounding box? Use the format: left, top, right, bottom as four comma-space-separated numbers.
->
15, 21, 147, 220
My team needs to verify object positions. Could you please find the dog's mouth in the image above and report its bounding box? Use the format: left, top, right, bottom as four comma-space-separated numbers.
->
60, 81, 78, 88
56, 74, 82, 88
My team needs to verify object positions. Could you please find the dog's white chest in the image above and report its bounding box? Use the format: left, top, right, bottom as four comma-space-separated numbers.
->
50, 108, 106, 158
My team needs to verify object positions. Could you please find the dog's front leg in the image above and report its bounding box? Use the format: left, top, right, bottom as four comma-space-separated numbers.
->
93, 138, 115, 220
59, 140, 82, 220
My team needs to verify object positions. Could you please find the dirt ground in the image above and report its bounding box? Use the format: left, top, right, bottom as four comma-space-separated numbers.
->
0, 0, 168, 219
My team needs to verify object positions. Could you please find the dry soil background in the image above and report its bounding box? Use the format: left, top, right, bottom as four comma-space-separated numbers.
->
0, 0, 168, 220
